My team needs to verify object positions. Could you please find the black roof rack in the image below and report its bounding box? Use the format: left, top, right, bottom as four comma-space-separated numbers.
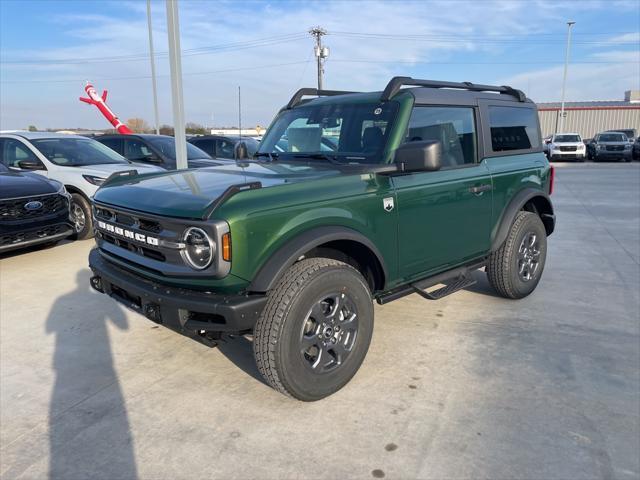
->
381, 76, 527, 102
286, 88, 358, 109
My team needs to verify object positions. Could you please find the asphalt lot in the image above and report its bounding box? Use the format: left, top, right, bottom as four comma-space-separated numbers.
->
1, 162, 639, 480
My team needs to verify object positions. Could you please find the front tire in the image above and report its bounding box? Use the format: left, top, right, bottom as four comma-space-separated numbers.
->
487, 211, 547, 299
71, 193, 94, 240
253, 258, 374, 401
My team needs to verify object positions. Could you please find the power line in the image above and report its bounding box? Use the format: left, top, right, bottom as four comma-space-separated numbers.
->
0, 61, 310, 84
0, 32, 309, 65
330, 59, 639, 65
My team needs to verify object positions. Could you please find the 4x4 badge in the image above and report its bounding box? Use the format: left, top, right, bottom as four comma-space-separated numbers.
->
383, 197, 394, 212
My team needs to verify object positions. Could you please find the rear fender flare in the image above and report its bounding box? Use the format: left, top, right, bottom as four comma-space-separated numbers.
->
491, 189, 554, 252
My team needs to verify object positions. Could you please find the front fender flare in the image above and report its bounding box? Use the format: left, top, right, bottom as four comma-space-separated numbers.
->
249, 226, 388, 293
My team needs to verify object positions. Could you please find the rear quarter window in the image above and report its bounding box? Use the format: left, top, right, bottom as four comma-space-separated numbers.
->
488, 106, 541, 152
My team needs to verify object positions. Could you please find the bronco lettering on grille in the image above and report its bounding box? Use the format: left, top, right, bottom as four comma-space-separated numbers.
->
97, 220, 159, 246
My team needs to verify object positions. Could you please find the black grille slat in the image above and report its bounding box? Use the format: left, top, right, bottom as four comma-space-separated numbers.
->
0, 194, 65, 221
0, 224, 68, 246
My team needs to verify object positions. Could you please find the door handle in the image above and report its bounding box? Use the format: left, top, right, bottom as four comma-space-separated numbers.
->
469, 184, 492, 195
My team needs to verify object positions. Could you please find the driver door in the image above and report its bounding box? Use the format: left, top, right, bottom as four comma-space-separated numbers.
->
393, 105, 492, 281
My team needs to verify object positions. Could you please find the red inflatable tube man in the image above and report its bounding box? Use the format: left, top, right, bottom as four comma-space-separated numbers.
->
79, 82, 132, 134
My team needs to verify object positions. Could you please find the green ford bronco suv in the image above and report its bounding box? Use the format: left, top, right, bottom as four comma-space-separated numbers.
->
88, 77, 555, 401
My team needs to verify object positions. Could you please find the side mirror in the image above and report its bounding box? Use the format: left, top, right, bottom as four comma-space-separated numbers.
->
17, 159, 45, 170
235, 141, 248, 160
394, 140, 442, 173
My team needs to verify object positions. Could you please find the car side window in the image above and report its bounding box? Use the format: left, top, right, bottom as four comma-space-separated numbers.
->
488, 106, 541, 152
216, 139, 235, 158
404, 106, 477, 168
1, 139, 39, 168
124, 139, 154, 161
99, 138, 122, 154
193, 139, 215, 157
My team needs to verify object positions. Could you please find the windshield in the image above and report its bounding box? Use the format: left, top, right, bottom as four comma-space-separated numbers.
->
257, 101, 399, 164
607, 130, 633, 139
31, 138, 129, 166
146, 136, 212, 160
599, 133, 626, 142
554, 135, 581, 143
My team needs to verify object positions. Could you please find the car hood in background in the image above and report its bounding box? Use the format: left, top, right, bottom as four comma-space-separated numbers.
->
551, 142, 584, 147
0, 169, 60, 199
186, 158, 229, 169
94, 161, 341, 219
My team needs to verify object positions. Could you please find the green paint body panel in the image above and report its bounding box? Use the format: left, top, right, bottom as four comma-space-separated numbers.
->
91, 89, 552, 295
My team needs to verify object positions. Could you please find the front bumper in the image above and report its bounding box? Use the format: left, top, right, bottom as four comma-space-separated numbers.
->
88, 248, 267, 335
595, 150, 632, 161
549, 151, 585, 160
0, 222, 73, 253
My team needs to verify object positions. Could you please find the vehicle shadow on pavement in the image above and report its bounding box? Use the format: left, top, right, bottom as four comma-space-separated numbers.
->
463, 269, 501, 297
216, 335, 269, 386
45, 269, 138, 480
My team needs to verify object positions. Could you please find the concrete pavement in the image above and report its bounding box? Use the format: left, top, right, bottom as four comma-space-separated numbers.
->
1, 163, 639, 480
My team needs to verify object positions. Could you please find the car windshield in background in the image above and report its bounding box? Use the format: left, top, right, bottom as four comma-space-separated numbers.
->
599, 133, 626, 142
146, 136, 211, 160
0, 163, 8, 173
31, 138, 129, 166
555, 135, 581, 143
257, 101, 399, 164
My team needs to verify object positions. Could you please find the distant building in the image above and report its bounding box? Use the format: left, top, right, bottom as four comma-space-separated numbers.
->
537, 91, 640, 138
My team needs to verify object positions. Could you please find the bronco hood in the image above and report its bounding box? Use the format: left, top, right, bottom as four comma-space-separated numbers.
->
93, 161, 340, 219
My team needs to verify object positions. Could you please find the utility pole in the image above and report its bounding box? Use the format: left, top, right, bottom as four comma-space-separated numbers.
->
147, 0, 160, 135
558, 20, 575, 134
238, 86, 242, 139
165, 0, 187, 169
309, 27, 329, 90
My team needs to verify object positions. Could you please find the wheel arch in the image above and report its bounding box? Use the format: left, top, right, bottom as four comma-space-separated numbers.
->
491, 189, 555, 252
248, 226, 388, 293
64, 184, 90, 201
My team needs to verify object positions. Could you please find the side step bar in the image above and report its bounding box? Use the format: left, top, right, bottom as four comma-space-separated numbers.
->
376, 261, 485, 305
412, 275, 476, 300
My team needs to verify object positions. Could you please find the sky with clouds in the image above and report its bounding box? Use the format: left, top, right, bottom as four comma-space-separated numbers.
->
1, 0, 638, 130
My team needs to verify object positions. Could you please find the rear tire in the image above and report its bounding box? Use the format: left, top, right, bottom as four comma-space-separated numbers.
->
253, 258, 373, 401
71, 193, 93, 240
487, 211, 547, 299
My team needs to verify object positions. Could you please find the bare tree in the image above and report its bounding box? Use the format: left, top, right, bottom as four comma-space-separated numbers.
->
125, 118, 150, 133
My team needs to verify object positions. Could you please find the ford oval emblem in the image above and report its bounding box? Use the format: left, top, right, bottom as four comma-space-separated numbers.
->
24, 201, 43, 211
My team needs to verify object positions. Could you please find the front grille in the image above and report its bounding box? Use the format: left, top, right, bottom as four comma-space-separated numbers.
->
99, 231, 166, 262
606, 145, 624, 151
0, 223, 68, 247
0, 194, 66, 222
559, 146, 577, 152
95, 206, 161, 232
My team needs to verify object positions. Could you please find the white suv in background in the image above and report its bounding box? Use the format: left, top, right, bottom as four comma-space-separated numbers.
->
0, 132, 163, 239
547, 133, 586, 162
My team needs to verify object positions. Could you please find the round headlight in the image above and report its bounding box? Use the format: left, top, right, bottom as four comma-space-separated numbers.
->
181, 227, 214, 270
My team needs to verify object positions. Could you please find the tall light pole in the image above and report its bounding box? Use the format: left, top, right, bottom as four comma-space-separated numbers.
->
558, 21, 575, 134
147, 0, 160, 135
165, 0, 187, 169
310, 27, 329, 90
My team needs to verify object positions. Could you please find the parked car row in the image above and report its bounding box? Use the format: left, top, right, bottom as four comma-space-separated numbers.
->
0, 131, 261, 253
545, 128, 637, 162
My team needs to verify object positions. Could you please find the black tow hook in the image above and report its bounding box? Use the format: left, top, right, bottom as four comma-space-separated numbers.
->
143, 304, 162, 324
90, 276, 104, 293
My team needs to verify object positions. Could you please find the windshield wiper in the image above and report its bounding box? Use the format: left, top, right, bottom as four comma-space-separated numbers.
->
254, 152, 279, 162
292, 153, 342, 165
